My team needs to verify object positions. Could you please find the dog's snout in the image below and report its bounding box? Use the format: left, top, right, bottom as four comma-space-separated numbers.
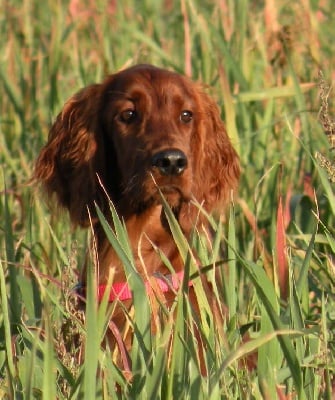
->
151, 149, 188, 176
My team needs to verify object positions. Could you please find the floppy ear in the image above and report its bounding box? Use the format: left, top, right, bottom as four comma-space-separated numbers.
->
34, 84, 106, 226
192, 89, 240, 211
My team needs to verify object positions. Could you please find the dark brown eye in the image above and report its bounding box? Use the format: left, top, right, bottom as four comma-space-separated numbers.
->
180, 110, 193, 123
119, 109, 136, 123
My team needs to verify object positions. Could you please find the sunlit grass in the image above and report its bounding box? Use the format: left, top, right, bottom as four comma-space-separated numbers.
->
1, 0, 335, 398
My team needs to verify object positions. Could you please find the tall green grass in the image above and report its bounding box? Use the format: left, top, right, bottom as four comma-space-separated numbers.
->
1, 0, 335, 398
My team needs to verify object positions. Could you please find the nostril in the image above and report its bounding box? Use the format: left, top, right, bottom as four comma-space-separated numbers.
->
151, 149, 188, 176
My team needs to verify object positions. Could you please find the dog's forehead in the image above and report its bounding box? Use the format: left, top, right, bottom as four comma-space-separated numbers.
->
105, 66, 194, 100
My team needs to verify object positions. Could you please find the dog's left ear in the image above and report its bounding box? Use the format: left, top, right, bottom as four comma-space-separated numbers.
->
192, 89, 240, 211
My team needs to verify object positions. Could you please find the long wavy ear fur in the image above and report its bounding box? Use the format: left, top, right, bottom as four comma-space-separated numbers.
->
192, 88, 240, 211
34, 84, 106, 226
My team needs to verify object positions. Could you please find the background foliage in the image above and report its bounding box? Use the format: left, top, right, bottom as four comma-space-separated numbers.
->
1, 0, 335, 398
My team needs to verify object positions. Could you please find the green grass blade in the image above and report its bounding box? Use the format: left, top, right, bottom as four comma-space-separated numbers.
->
235, 83, 315, 103
227, 203, 237, 316
42, 305, 56, 400
0, 260, 16, 397
95, 203, 152, 368
83, 257, 100, 399
2, 178, 22, 330
239, 258, 305, 396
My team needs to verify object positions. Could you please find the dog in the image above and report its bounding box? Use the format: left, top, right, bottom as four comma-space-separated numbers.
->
34, 64, 240, 370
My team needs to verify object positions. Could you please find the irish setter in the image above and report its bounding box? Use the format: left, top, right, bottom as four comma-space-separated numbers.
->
34, 64, 240, 365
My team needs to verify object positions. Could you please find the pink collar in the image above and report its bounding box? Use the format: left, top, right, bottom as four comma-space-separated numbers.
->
97, 270, 191, 302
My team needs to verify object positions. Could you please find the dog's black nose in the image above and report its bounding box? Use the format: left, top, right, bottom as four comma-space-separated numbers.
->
151, 149, 188, 176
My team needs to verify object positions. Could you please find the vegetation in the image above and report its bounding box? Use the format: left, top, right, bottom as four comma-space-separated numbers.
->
1, 0, 335, 398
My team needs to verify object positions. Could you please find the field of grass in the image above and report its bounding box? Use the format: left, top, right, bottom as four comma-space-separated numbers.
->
1, 0, 335, 398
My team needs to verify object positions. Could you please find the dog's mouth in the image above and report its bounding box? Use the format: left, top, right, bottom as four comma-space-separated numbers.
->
156, 185, 189, 233
160, 202, 182, 233
159, 184, 187, 203
125, 172, 191, 221
157, 182, 193, 210
158, 190, 182, 234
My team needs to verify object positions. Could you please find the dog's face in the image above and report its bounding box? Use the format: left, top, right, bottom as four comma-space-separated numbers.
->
34, 64, 240, 227
101, 65, 197, 214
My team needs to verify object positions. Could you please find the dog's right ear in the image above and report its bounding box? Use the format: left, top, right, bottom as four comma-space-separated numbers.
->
34, 83, 106, 226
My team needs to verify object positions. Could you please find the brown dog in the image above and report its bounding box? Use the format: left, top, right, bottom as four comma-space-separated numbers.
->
34, 64, 240, 367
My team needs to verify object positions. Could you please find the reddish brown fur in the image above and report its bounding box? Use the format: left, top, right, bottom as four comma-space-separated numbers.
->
34, 64, 240, 364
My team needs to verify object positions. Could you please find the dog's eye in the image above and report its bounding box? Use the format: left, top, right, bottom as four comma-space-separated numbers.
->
119, 109, 136, 123
180, 110, 193, 123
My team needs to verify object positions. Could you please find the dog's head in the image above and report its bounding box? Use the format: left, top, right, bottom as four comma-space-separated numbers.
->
34, 64, 240, 226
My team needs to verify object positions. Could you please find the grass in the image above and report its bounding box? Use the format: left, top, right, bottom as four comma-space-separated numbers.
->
1, 0, 335, 398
